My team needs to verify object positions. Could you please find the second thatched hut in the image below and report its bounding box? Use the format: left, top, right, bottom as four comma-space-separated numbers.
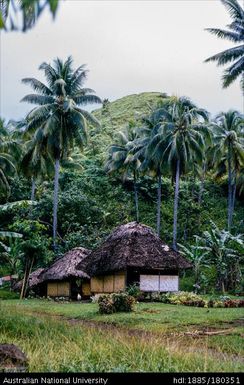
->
40, 247, 91, 299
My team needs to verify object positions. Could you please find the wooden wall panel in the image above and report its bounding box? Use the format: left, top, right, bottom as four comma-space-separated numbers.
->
47, 282, 58, 297
91, 277, 104, 293
91, 272, 126, 293
103, 275, 114, 292
47, 282, 70, 297
114, 272, 126, 292
57, 281, 70, 297
82, 282, 91, 296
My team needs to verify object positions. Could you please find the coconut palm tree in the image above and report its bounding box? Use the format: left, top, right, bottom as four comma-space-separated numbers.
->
20, 133, 53, 202
105, 124, 141, 222
137, 109, 170, 236
0, 0, 59, 32
150, 97, 209, 250
0, 119, 21, 197
212, 110, 244, 230
21, 56, 101, 250
205, 0, 244, 91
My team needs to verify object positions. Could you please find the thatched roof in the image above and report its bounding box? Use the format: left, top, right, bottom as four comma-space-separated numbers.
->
77, 222, 192, 276
40, 247, 90, 282
13, 268, 46, 291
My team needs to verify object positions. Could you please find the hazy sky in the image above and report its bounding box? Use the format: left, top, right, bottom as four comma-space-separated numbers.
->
1, 0, 243, 121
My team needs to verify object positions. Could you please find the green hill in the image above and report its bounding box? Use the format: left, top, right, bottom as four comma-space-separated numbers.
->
2, 92, 243, 293
88, 92, 167, 158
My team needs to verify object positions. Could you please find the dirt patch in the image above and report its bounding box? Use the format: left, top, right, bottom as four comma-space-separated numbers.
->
14, 308, 244, 364
219, 318, 244, 327
141, 309, 161, 314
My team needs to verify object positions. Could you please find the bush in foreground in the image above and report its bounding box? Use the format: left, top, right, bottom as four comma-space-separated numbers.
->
97, 293, 135, 314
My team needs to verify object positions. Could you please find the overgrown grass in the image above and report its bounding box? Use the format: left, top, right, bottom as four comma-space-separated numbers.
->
1, 299, 244, 371
0, 302, 243, 372
2, 299, 243, 331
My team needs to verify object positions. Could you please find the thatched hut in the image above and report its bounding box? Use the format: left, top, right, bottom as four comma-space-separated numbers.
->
13, 268, 46, 296
40, 247, 91, 299
77, 222, 191, 293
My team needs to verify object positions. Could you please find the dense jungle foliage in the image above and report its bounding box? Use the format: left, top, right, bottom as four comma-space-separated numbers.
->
0, 91, 243, 294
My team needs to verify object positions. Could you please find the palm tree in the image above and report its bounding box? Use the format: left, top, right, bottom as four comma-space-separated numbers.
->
0, 0, 59, 32
205, 0, 244, 91
212, 110, 244, 230
137, 109, 170, 236
20, 136, 53, 202
150, 97, 209, 250
105, 124, 141, 222
0, 119, 21, 197
21, 56, 101, 250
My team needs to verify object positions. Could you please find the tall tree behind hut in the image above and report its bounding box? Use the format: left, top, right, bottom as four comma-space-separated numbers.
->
21, 56, 102, 252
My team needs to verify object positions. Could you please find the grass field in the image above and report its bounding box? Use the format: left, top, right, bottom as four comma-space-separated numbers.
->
0, 299, 243, 372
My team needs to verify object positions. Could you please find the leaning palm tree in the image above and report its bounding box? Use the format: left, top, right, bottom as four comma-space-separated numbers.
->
105, 124, 141, 222
151, 97, 209, 250
21, 56, 101, 250
205, 0, 244, 91
211, 110, 244, 230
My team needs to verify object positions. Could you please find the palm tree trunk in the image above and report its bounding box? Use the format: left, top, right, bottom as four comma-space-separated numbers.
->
156, 169, 162, 237
173, 159, 180, 251
133, 171, 139, 222
53, 157, 60, 252
198, 161, 206, 205
230, 173, 236, 227
20, 263, 28, 300
227, 143, 232, 231
31, 178, 36, 202
23, 258, 34, 298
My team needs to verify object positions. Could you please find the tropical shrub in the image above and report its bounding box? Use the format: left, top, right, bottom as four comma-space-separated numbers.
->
126, 284, 141, 299
168, 291, 207, 306
98, 293, 135, 314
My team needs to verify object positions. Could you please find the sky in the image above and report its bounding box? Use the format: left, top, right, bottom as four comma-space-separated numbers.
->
0, 0, 243, 121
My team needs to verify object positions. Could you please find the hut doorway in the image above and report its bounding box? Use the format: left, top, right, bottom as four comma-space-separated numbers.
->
70, 279, 82, 300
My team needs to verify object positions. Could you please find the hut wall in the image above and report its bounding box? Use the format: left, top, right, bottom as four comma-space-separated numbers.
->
114, 271, 126, 291
47, 281, 70, 297
91, 271, 126, 293
82, 282, 91, 296
140, 274, 179, 292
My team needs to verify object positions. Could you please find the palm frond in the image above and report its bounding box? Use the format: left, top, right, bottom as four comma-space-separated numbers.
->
22, 78, 52, 95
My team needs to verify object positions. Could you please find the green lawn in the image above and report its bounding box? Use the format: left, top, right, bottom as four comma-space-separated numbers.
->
0, 299, 243, 372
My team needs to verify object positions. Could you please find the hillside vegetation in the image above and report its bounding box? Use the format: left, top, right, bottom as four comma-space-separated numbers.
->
1, 92, 243, 293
